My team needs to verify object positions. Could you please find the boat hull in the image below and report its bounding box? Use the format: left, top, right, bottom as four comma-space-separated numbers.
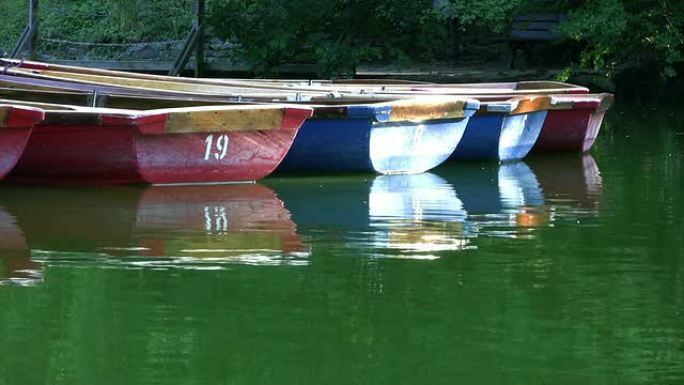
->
532, 102, 608, 153
276, 116, 471, 174
450, 110, 547, 161
0, 126, 34, 180
11, 108, 310, 184
0, 106, 44, 180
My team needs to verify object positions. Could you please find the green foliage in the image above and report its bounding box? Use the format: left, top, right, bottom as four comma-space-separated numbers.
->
207, 0, 451, 77
2, 0, 683, 80
37, 0, 193, 43
558, 0, 684, 78
0, 0, 28, 54
448, 0, 523, 32
0, 0, 193, 55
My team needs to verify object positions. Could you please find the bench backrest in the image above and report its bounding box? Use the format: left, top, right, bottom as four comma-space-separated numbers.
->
510, 13, 566, 42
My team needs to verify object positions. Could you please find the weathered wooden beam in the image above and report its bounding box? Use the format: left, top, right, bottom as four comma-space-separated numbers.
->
28, 0, 39, 59
10, 0, 39, 59
10, 25, 32, 58
169, 0, 206, 77
168, 25, 203, 76
194, 0, 205, 77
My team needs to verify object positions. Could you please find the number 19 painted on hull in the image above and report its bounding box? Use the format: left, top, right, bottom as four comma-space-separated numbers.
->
10, 105, 313, 184
204, 134, 229, 161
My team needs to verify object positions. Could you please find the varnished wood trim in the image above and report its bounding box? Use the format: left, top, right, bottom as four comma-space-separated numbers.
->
162, 105, 286, 134
386, 96, 469, 121
11, 68, 336, 96
0, 106, 8, 128
511, 95, 556, 114
3, 60, 592, 98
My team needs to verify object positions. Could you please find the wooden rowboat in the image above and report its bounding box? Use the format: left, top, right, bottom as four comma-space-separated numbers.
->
0, 65, 611, 161
0, 104, 44, 180
0, 60, 613, 154
1, 58, 590, 96
0, 81, 550, 163
1, 101, 312, 184
0, 78, 482, 174
276, 96, 480, 174
532, 93, 613, 153
456, 96, 549, 161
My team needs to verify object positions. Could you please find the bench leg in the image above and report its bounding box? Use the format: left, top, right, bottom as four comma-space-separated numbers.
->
509, 45, 519, 69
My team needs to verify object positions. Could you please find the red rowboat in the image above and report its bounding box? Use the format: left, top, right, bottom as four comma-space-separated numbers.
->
8, 104, 312, 184
0, 104, 44, 180
532, 93, 613, 153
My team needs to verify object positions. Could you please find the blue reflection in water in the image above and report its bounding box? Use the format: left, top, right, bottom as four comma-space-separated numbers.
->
436, 154, 602, 239
269, 173, 470, 259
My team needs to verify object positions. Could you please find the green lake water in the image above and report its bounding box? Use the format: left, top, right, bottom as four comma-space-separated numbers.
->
0, 104, 682, 384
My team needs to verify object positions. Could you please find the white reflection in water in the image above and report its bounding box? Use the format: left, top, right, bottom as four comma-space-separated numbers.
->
30, 249, 309, 269
368, 173, 471, 255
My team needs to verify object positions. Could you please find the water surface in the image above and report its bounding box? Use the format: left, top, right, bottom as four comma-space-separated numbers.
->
0, 105, 682, 384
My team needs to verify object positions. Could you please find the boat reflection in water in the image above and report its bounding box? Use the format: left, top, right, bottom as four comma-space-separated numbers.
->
0, 184, 308, 271
526, 154, 603, 216
0, 154, 603, 275
436, 154, 603, 239
368, 174, 469, 255
0, 207, 43, 286
130, 184, 308, 266
268, 173, 470, 259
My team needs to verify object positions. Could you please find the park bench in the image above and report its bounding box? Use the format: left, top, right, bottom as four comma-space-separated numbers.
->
509, 13, 566, 69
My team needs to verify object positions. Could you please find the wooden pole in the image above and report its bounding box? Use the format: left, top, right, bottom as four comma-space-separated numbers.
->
194, 0, 205, 77
28, 0, 39, 60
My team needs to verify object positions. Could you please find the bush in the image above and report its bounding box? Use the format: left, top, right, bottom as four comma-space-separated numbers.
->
207, 0, 452, 77
552, 0, 683, 79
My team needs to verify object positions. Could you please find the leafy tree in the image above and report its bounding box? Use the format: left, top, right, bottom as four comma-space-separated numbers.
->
541, 0, 683, 79
207, 0, 451, 77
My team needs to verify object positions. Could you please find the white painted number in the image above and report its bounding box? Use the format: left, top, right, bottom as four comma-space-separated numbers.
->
204, 134, 230, 161
215, 134, 229, 160
204, 206, 228, 234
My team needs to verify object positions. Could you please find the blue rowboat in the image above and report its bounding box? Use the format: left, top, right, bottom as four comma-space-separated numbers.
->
449, 95, 554, 162
276, 96, 480, 174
